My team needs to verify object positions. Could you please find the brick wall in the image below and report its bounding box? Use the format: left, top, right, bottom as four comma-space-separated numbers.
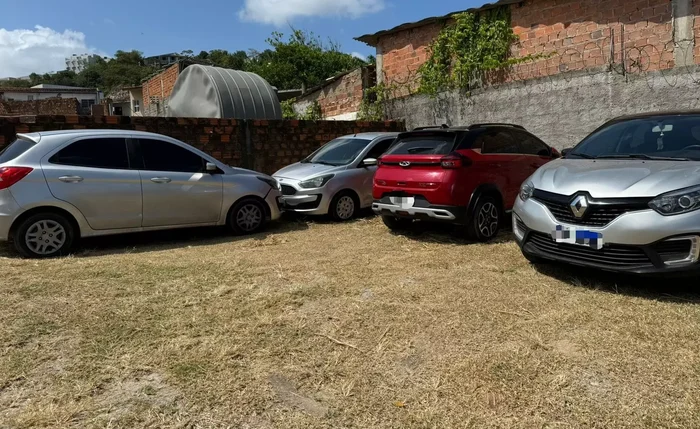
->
0, 98, 80, 116
142, 63, 180, 116
293, 67, 369, 120
374, 0, 682, 92
0, 115, 404, 175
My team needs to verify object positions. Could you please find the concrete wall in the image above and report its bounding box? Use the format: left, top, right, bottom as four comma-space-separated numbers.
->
386, 66, 700, 149
0, 115, 405, 175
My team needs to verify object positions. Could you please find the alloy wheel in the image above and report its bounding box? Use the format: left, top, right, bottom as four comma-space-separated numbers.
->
478, 202, 500, 238
336, 196, 355, 220
25, 220, 67, 256
236, 203, 263, 232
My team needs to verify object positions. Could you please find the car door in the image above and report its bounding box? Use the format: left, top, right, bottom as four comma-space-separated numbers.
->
475, 128, 522, 207
137, 138, 223, 227
41, 136, 143, 230
356, 137, 395, 206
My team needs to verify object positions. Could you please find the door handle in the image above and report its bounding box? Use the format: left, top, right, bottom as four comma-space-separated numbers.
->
58, 175, 84, 183
150, 177, 172, 184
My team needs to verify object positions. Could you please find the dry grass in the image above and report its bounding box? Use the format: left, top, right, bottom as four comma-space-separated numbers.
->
1, 216, 700, 428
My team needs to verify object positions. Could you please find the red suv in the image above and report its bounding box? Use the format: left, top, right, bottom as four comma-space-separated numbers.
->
372, 124, 559, 241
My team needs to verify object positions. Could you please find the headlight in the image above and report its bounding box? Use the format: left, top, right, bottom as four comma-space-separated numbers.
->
257, 176, 280, 191
299, 174, 334, 189
649, 186, 700, 215
519, 181, 535, 201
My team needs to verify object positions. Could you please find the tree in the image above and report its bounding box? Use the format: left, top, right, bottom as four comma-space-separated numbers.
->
245, 29, 366, 90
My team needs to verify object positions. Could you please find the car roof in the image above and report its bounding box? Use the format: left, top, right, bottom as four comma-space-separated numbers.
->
342, 132, 401, 140
608, 110, 700, 123
18, 129, 176, 143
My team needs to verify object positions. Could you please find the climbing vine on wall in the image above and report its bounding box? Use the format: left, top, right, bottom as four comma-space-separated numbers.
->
419, 7, 540, 95
358, 83, 391, 121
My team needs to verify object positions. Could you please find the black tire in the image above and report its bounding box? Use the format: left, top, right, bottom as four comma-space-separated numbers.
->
467, 196, 501, 242
382, 215, 413, 231
13, 212, 76, 258
228, 198, 267, 235
329, 191, 359, 222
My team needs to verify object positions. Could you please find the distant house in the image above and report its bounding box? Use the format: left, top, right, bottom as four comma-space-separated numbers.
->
106, 86, 143, 116
144, 53, 183, 68
65, 54, 102, 73
0, 84, 103, 114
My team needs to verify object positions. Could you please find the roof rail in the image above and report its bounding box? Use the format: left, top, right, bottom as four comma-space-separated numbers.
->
468, 123, 525, 130
411, 124, 450, 131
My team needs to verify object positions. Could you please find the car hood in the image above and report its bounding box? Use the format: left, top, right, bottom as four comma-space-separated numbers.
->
273, 162, 344, 181
532, 159, 700, 198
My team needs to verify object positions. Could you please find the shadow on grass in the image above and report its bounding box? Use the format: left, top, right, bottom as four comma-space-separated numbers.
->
532, 262, 700, 304
0, 219, 310, 259
385, 219, 515, 246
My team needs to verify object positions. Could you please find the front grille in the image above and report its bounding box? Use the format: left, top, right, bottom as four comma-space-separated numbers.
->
515, 217, 527, 233
281, 185, 297, 196
526, 232, 653, 267
533, 190, 650, 227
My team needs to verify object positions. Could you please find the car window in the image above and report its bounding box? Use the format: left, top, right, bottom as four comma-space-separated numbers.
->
571, 115, 700, 160
512, 130, 550, 156
303, 138, 371, 166
478, 129, 519, 154
386, 134, 456, 155
0, 138, 37, 163
50, 138, 129, 169
139, 139, 204, 173
366, 138, 395, 159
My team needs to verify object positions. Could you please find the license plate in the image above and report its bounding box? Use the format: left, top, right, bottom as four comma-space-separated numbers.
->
552, 225, 604, 250
389, 196, 415, 209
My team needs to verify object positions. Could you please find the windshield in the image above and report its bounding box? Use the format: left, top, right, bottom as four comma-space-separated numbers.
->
0, 138, 37, 164
569, 115, 700, 160
386, 135, 456, 155
302, 138, 371, 166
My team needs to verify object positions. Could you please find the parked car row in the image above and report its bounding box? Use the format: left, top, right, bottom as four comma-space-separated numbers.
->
2, 112, 700, 277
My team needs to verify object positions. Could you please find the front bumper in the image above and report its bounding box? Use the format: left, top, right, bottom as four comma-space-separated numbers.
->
0, 189, 22, 241
274, 178, 331, 216
513, 196, 700, 275
372, 196, 465, 222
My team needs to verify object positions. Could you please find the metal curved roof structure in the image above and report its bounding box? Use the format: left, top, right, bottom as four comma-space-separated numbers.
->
167, 65, 282, 119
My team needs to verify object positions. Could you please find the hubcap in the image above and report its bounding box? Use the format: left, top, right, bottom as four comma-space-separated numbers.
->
25, 220, 66, 255
236, 204, 263, 232
336, 196, 355, 220
478, 203, 499, 237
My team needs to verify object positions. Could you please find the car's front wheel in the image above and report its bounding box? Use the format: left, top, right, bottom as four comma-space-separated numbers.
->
229, 198, 267, 235
467, 196, 501, 242
329, 191, 359, 221
14, 212, 76, 258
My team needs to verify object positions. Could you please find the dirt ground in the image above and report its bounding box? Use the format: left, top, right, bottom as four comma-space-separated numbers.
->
1, 215, 699, 428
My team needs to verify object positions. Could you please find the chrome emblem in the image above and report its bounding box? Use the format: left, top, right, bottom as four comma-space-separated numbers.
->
570, 195, 588, 218
399, 161, 411, 167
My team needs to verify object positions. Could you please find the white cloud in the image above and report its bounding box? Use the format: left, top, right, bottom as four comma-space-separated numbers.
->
239, 0, 385, 25
0, 25, 104, 78
351, 52, 366, 61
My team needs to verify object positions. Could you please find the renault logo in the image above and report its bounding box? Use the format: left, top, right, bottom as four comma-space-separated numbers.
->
570, 195, 588, 218
399, 161, 411, 167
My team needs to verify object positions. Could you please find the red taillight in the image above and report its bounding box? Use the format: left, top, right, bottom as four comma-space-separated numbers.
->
0, 167, 33, 190
440, 154, 465, 169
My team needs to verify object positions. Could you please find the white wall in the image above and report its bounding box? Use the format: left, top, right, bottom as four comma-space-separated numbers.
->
2, 91, 101, 103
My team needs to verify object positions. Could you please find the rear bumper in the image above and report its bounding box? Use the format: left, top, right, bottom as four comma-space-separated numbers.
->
0, 189, 22, 241
265, 190, 283, 221
372, 196, 465, 222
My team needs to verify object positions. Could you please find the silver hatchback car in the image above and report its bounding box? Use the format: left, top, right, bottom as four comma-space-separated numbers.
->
0, 130, 282, 258
514, 111, 700, 276
273, 132, 398, 220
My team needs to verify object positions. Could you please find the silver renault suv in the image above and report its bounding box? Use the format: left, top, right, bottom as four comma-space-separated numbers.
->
0, 130, 282, 258
514, 111, 700, 276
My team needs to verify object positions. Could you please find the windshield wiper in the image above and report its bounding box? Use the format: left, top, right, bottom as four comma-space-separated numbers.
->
312, 161, 340, 166
595, 154, 691, 161
566, 152, 596, 159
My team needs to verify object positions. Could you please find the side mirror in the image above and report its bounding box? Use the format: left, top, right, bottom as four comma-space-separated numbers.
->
206, 162, 218, 173
550, 148, 562, 159
362, 158, 378, 167
561, 148, 573, 157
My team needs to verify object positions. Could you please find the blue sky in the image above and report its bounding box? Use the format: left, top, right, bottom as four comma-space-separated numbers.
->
0, 0, 486, 78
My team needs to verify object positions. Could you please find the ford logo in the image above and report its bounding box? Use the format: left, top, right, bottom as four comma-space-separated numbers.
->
399, 161, 411, 167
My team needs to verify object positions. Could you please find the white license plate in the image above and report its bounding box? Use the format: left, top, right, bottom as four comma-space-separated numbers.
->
389, 196, 415, 209
551, 225, 604, 250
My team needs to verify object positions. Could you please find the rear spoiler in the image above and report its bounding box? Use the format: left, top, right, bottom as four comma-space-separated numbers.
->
16, 133, 41, 143
412, 124, 449, 131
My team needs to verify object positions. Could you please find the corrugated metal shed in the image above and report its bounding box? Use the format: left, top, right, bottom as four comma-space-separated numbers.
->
355, 0, 522, 46
167, 65, 282, 119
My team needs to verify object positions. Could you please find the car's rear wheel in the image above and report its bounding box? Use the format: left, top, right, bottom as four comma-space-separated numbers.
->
330, 191, 359, 221
467, 196, 501, 242
229, 198, 267, 235
382, 215, 413, 231
14, 212, 76, 258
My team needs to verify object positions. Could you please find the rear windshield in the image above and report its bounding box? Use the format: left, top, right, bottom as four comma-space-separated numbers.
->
0, 138, 37, 164
302, 138, 371, 166
386, 135, 456, 155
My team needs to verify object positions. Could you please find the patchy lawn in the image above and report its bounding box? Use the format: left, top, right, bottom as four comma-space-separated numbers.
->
1, 216, 700, 428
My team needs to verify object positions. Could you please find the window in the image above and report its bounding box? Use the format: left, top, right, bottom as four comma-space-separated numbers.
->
81, 99, 95, 109
0, 138, 37, 163
139, 139, 204, 173
50, 138, 129, 169
133, 99, 140, 113
478, 129, 519, 154
365, 138, 395, 160
27, 95, 34, 101
512, 130, 550, 156
302, 138, 371, 166
386, 134, 456, 155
